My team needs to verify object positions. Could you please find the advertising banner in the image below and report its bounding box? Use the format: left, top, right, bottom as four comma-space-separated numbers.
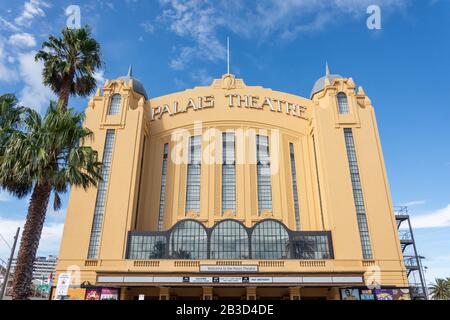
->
340, 288, 360, 300
55, 273, 71, 299
100, 288, 119, 300
85, 288, 119, 300
374, 288, 411, 300
360, 289, 376, 300
85, 288, 102, 300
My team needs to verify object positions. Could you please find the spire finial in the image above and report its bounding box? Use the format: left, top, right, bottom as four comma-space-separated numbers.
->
128, 65, 133, 77
325, 61, 330, 77
227, 36, 230, 74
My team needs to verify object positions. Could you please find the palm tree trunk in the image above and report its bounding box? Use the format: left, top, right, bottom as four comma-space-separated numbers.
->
58, 71, 74, 112
11, 183, 51, 300
58, 81, 71, 113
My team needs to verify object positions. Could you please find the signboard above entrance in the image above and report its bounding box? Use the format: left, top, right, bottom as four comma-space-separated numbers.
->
199, 265, 259, 273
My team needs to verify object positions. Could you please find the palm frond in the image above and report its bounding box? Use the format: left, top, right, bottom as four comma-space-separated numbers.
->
53, 191, 62, 211
1, 100, 103, 201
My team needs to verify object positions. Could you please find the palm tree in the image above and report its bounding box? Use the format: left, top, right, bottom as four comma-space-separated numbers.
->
0, 94, 24, 147
429, 278, 450, 300
35, 26, 102, 112
0, 100, 102, 300
0, 94, 28, 196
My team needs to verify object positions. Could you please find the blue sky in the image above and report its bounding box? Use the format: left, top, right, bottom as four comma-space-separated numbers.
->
0, 0, 449, 285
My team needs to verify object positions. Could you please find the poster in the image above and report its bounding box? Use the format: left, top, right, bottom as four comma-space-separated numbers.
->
55, 273, 71, 298
360, 289, 375, 300
392, 288, 411, 300
100, 288, 119, 300
85, 288, 119, 300
85, 288, 101, 300
340, 288, 360, 300
374, 288, 411, 300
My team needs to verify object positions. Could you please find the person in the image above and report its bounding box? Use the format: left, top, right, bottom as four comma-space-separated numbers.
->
343, 289, 358, 300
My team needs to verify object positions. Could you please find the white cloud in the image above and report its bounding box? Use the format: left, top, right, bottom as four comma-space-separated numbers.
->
93, 69, 107, 87
190, 68, 213, 85
0, 17, 21, 32
424, 254, 450, 284
401, 200, 427, 207
0, 190, 13, 202
0, 217, 63, 261
410, 204, 450, 229
46, 208, 66, 220
8, 33, 36, 48
169, 46, 195, 70
0, 37, 18, 82
141, 21, 155, 33
159, 0, 226, 69
158, 0, 409, 68
15, 0, 50, 27
17, 51, 54, 112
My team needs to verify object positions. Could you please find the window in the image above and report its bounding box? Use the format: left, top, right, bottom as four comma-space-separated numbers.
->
337, 92, 349, 114
157, 144, 169, 231
127, 219, 333, 260
87, 129, 115, 259
222, 133, 236, 215
312, 135, 325, 229
185, 136, 201, 214
210, 220, 249, 259
291, 234, 331, 260
169, 220, 208, 259
289, 143, 301, 230
256, 135, 272, 214
128, 235, 167, 260
108, 94, 121, 115
251, 220, 290, 259
134, 136, 146, 230
344, 128, 373, 259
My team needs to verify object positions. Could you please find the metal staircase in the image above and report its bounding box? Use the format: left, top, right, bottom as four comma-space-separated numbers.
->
394, 206, 428, 300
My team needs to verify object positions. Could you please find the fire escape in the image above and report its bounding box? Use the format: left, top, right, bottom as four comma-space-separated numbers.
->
394, 206, 427, 300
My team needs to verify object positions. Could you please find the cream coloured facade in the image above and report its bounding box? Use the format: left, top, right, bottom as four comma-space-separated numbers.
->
53, 67, 409, 300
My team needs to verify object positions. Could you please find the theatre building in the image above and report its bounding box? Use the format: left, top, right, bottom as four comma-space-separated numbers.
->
53, 66, 410, 300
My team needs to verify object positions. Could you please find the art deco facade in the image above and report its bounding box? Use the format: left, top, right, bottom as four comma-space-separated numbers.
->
53, 66, 409, 300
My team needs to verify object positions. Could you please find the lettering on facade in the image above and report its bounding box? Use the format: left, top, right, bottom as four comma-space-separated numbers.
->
150, 94, 308, 121
225, 94, 307, 120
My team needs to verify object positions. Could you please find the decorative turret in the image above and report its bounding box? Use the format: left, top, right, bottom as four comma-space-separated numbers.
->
310, 62, 343, 98
116, 65, 148, 99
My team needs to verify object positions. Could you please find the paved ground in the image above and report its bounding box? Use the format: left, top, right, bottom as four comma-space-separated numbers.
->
3, 296, 49, 300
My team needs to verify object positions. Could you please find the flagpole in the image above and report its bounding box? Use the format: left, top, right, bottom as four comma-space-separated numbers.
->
227, 37, 230, 74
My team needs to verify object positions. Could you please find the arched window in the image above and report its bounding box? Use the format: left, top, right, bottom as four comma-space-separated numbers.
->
251, 220, 290, 259
337, 92, 349, 114
169, 220, 207, 259
108, 94, 121, 115
210, 220, 249, 259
